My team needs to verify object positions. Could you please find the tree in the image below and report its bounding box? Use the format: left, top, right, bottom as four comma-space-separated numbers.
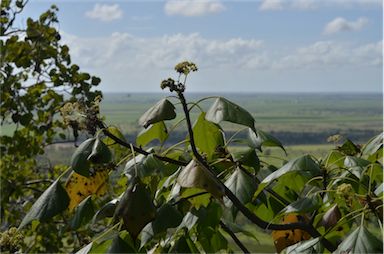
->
1, 1, 101, 252
12, 60, 384, 253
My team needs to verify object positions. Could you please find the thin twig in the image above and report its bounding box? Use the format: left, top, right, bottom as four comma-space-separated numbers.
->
219, 220, 250, 254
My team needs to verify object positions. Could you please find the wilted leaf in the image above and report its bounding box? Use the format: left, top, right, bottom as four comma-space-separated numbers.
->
138, 99, 176, 128
19, 179, 69, 229
192, 112, 224, 160
205, 97, 256, 132
65, 169, 109, 211
320, 204, 341, 230
272, 214, 311, 253
177, 159, 224, 199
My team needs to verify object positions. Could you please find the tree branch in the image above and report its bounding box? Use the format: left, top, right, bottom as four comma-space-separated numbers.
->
219, 220, 250, 254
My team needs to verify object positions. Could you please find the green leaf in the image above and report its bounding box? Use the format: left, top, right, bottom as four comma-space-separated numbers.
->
87, 138, 112, 164
113, 179, 156, 239
224, 168, 257, 217
248, 129, 286, 153
19, 179, 69, 229
152, 204, 183, 234
361, 132, 383, 156
124, 154, 168, 179
281, 196, 321, 214
71, 138, 96, 177
75, 242, 93, 254
136, 121, 168, 147
138, 99, 176, 128
205, 97, 255, 132
192, 112, 224, 160
103, 126, 126, 145
324, 150, 345, 168
335, 226, 382, 254
254, 155, 321, 200
337, 139, 360, 156
71, 196, 94, 229
285, 237, 321, 254
177, 159, 224, 199
92, 197, 120, 224
106, 235, 135, 253
344, 156, 370, 168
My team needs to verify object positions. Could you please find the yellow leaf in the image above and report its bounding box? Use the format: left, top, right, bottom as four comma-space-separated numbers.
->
271, 214, 311, 253
65, 168, 109, 211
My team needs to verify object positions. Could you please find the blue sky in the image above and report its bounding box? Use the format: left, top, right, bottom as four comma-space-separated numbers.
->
23, 0, 382, 93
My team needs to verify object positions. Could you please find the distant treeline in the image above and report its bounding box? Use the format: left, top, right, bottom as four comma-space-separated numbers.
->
123, 129, 381, 147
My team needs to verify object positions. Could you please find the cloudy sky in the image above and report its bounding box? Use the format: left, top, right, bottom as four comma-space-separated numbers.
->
23, 0, 382, 93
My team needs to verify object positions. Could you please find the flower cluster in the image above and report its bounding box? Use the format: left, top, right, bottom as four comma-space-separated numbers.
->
0, 227, 24, 253
174, 61, 198, 75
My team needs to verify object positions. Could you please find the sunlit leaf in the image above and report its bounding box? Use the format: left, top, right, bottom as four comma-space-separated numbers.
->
192, 112, 224, 160
335, 226, 382, 254
19, 179, 69, 229
136, 121, 168, 147
138, 99, 176, 128
248, 129, 286, 153
205, 97, 256, 132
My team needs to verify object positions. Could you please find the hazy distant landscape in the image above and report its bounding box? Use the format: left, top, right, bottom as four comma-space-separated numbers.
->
101, 92, 382, 145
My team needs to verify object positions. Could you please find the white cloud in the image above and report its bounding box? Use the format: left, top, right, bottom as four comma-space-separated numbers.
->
323, 17, 369, 34
291, 0, 317, 10
85, 4, 123, 22
164, 0, 226, 17
259, 0, 284, 11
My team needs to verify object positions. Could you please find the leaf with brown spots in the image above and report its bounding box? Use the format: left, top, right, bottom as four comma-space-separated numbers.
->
65, 169, 109, 211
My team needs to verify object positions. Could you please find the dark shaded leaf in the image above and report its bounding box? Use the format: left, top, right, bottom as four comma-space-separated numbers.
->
106, 235, 135, 254
320, 204, 341, 230
231, 149, 260, 172
19, 179, 69, 228
337, 139, 360, 156
87, 138, 112, 164
152, 204, 183, 234
138, 99, 176, 128
71, 138, 96, 177
71, 196, 94, 229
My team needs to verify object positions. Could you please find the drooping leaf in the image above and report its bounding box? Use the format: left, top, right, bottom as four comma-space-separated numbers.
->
254, 155, 321, 199
124, 154, 168, 179
75, 242, 93, 254
136, 121, 168, 147
65, 169, 109, 211
192, 112, 224, 160
19, 179, 69, 228
71, 138, 96, 177
281, 196, 321, 214
320, 204, 341, 230
335, 226, 382, 254
177, 159, 225, 199
113, 179, 156, 239
285, 237, 322, 254
138, 99, 176, 128
224, 168, 257, 217
205, 97, 256, 132
248, 129, 286, 153
71, 196, 94, 229
361, 132, 383, 156
92, 197, 121, 224
87, 138, 112, 164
